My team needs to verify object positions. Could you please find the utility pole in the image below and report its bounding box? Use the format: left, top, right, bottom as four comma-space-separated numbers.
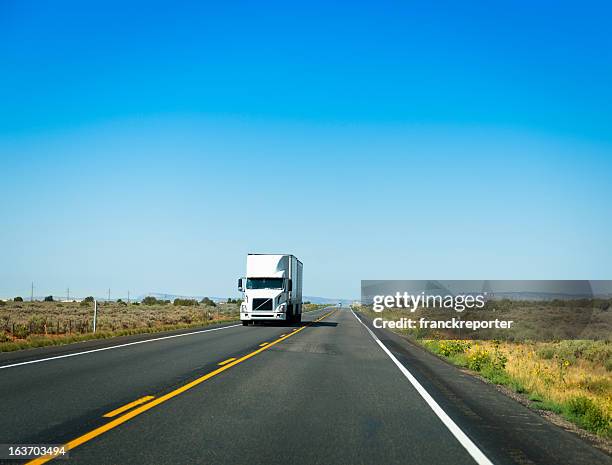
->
127, 290, 130, 304
108, 288, 111, 302
31, 282, 34, 301
67, 287, 70, 302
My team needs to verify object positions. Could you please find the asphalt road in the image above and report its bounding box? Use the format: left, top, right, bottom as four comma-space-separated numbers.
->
0, 307, 610, 465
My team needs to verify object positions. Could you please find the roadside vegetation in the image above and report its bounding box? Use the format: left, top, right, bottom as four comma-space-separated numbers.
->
356, 306, 612, 439
0, 298, 239, 352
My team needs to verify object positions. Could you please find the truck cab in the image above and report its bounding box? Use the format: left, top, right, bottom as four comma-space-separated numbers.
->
238, 254, 303, 325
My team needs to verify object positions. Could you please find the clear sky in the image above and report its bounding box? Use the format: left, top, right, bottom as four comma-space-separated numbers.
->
1, 1, 611, 299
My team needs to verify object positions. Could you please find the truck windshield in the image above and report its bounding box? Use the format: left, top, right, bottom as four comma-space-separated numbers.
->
246, 278, 284, 290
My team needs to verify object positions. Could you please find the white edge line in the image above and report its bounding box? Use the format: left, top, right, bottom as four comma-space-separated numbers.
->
350, 308, 494, 465
0, 324, 242, 370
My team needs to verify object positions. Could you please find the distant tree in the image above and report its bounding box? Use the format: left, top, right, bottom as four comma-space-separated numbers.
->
143, 296, 158, 305
303, 301, 311, 305
200, 297, 216, 307
83, 296, 95, 303
13, 296, 24, 302
44, 295, 54, 302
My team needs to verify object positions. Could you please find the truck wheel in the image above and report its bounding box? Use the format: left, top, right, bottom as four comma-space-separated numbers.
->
242, 321, 249, 326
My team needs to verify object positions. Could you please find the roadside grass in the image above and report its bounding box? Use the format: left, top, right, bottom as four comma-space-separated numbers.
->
356, 307, 612, 438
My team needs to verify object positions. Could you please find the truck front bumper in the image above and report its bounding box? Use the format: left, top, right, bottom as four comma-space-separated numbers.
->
241, 312, 286, 321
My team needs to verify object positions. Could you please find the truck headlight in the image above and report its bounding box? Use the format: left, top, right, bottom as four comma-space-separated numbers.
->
276, 303, 287, 312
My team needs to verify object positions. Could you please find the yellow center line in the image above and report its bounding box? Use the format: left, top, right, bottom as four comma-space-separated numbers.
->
217, 357, 236, 366
259, 342, 269, 347
26, 309, 337, 465
103, 396, 155, 418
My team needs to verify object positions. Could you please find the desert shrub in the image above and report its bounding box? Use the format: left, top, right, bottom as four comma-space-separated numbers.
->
79, 300, 91, 307
0, 331, 11, 342
12, 324, 29, 339
556, 340, 610, 364
577, 377, 611, 395
0, 300, 5, 307
566, 396, 611, 435
14, 296, 24, 302
142, 296, 158, 305
537, 346, 555, 360
83, 296, 95, 302
605, 358, 612, 372
174, 298, 198, 306
200, 297, 216, 307
44, 295, 54, 302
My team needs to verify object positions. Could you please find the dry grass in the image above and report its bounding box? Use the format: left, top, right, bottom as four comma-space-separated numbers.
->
0, 300, 240, 351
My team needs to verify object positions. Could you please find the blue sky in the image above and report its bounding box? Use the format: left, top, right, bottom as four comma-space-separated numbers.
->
1, 1, 611, 299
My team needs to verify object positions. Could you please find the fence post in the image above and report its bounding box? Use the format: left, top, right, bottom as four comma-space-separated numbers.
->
93, 300, 97, 333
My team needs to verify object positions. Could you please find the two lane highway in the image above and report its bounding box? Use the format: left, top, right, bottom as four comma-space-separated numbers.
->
1, 308, 610, 464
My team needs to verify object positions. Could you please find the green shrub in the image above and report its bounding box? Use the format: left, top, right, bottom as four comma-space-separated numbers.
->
14, 296, 24, 302
44, 295, 54, 302
566, 396, 611, 435
142, 296, 158, 305
467, 347, 491, 371
438, 340, 471, 357
605, 358, 612, 372
200, 297, 216, 307
83, 296, 95, 302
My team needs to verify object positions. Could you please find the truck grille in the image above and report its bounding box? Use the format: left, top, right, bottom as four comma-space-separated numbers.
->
252, 298, 273, 311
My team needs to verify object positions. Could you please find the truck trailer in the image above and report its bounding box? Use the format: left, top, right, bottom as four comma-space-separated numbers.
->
238, 254, 303, 325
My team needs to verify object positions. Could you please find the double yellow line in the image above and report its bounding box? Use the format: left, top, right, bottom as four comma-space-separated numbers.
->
27, 309, 336, 464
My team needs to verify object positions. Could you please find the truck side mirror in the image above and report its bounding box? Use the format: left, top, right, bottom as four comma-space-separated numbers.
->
238, 278, 244, 292
287, 279, 292, 291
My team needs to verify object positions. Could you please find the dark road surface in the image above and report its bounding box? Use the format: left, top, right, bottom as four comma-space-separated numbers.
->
0, 308, 610, 465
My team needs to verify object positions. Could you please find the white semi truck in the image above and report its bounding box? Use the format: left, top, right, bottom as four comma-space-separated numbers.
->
238, 254, 303, 325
